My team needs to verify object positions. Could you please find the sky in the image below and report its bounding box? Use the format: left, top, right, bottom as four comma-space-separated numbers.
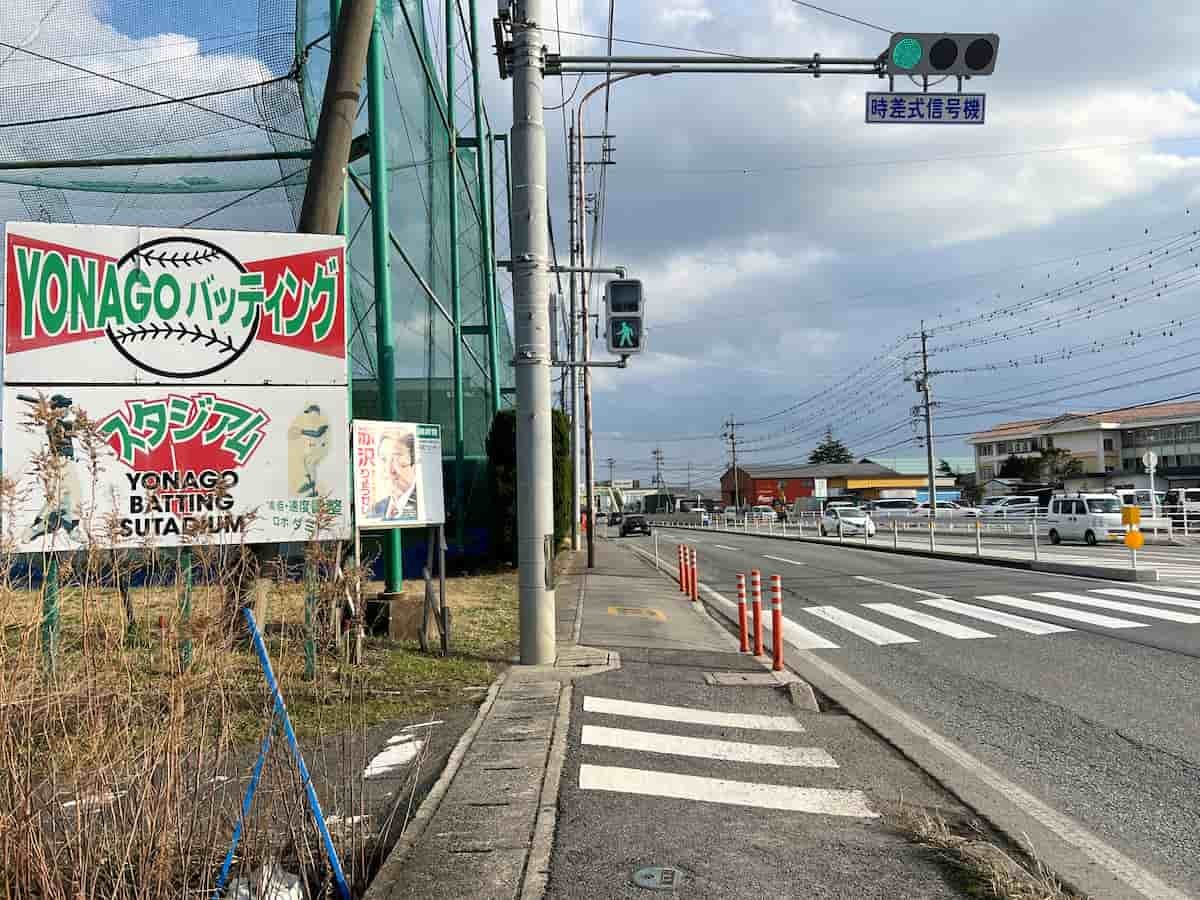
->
492, 0, 1200, 488
3, 1, 1200, 492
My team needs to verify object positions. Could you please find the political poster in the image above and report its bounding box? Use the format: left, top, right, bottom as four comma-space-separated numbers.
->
2, 222, 351, 550
352, 421, 445, 530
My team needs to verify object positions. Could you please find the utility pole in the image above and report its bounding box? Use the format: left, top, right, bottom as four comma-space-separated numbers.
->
723, 416, 741, 509
568, 123, 580, 552
686, 461, 692, 492
606, 457, 616, 486
510, 0, 555, 665
919, 322, 938, 519
652, 448, 665, 491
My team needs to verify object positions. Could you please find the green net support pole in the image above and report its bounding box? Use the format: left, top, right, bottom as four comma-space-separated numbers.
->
468, 0, 502, 416
303, 556, 317, 680
178, 547, 194, 672
367, 7, 403, 593
447, 0, 466, 546
41, 553, 60, 678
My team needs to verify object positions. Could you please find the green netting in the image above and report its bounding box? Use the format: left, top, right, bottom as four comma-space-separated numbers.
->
0, 0, 515, 461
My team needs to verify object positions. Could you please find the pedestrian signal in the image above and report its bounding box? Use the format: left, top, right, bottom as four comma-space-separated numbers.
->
604, 279, 645, 355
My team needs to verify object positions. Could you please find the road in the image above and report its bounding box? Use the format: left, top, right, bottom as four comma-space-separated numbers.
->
618, 525, 1200, 896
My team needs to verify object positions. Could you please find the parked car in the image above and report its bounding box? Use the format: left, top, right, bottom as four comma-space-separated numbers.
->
982, 495, 1040, 518
869, 498, 919, 515
749, 505, 777, 522
1045, 493, 1125, 545
1164, 488, 1200, 521
724, 507, 741, 523
609, 511, 624, 526
820, 506, 876, 537
619, 513, 651, 537
1116, 489, 1166, 511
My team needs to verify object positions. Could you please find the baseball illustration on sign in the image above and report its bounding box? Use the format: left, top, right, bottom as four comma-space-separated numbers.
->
2, 222, 351, 552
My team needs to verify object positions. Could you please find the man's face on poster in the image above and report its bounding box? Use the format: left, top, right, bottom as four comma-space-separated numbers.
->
381, 434, 416, 497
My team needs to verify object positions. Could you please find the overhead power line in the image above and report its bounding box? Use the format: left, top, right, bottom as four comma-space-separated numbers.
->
788, 0, 893, 35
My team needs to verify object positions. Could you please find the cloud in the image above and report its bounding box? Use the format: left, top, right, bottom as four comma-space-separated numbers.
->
656, 2, 714, 28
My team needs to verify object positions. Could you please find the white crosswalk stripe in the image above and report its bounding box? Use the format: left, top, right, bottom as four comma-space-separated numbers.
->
1131, 584, 1200, 597
579, 765, 878, 817
977, 594, 1150, 629
803, 606, 918, 645
1091, 588, 1200, 610
917, 598, 1072, 635
1034, 591, 1200, 624
862, 602, 993, 639
581, 725, 838, 767
583, 696, 804, 732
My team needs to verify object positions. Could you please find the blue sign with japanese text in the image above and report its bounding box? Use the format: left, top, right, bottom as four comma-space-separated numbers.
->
865, 92, 985, 125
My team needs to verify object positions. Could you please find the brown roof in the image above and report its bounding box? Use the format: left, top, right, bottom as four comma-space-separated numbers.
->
969, 401, 1200, 443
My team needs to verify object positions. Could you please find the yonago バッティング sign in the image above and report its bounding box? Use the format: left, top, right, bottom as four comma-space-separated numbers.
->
352, 421, 445, 529
2, 223, 351, 551
4, 222, 347, 384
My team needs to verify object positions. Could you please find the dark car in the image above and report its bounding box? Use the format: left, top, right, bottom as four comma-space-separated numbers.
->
620, 514, 651, 537
610, 511, 624, 526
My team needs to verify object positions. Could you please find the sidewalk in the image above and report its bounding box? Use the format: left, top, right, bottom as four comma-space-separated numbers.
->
366, 542, 981, 900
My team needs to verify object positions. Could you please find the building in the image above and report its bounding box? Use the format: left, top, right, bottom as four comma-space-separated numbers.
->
719, 463, 957, 507
967, 401, 1200, 493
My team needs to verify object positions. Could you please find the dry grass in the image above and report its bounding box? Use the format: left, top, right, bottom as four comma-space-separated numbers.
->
894, 806, 1084, 900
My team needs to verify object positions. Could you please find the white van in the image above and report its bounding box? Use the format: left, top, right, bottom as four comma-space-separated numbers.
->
1046, 493, 1125, 546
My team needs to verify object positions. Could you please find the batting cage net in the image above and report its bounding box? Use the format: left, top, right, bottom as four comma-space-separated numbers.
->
0, 0, 514, 464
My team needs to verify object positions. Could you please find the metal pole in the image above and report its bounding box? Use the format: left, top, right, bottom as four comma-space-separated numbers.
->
467, 0, 502, 416
367, 9, 403, 593
511, 0, 556, 664
568, 123, 581, 551
486, 133, 504, 412
41, 554, 59, 678
299, 0, 375, 234
179, 547, 194, 673
577, 107, 596, 569
447, 0, 466, 548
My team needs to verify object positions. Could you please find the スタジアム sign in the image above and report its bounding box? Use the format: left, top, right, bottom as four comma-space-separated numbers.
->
2, 223, 351, 551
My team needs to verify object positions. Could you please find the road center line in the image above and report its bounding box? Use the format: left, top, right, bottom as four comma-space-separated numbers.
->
763, 554, 807, 566
853, 575, 947, 598
713, 544, 742, 551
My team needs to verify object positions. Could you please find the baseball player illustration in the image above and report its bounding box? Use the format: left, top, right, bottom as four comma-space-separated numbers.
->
287, 403, 332, 498
19, 393, 83, 543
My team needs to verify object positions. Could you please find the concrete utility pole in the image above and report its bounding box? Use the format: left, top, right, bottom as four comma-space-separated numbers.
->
919, 323, 938, 518
510, 0, 556, 665
299, 0, 375, 234
606, 457, 616, 486
723, 416, 741, 509
568, 123, 581, 552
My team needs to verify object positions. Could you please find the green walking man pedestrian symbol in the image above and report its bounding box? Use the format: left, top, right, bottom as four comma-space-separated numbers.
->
616, 320, 636, 348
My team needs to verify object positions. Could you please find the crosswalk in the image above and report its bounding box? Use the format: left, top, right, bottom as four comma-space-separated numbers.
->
577, 695, 877, 818
748, 585, 1200, 652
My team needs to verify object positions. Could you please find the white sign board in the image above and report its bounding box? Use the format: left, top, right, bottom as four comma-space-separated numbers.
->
2, 385, 350, 551
2, 222, 351, 551
865, 92, 986, 124
352, 421, 445, 529
1142, 451, 1158, 469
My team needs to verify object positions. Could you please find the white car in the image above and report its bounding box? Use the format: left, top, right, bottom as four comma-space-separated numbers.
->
820, 506, 876, 537
749, 505, 777, 522
961, 497, 1006, 518
916, 500, 962, 515
982, 496, 1040, 518
1046, 494, 1125, 546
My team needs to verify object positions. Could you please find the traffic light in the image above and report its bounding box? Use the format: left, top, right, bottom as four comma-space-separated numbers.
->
604, 279, 645, 355
886, 33, 999, 77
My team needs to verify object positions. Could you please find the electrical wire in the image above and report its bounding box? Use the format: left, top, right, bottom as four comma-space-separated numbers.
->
788, 0, 893, 34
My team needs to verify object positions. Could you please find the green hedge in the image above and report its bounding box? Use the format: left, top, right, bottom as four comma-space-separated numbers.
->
486, 409, 573, 564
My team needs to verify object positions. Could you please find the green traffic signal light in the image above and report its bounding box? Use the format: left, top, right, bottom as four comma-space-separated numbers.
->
891, 37, 922, 70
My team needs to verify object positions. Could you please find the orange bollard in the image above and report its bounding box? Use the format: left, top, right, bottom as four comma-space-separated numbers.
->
751, 569, 764, 656
771, 575, 784, 672
678, 545, 688, 594
689, 547, 699, 602
736, 573, 749, 652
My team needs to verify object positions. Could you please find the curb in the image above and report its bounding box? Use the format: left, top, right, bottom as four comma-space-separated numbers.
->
520, 682, 574, 900
653, 522, 1160, 583
362, 671, 509, 900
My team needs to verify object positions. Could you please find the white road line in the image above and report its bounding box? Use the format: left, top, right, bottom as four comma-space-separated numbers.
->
977, 595, 1150, 629
581, 725, 838, 768
803, 606, 919, 645
1092, 588, 1200, 611
583, 695, 804, 732
698, 584, 840, 650
1034, 592, 1200, 624
578, 764, 878, 818
763, 554, 807, 566
918, 598, 1072, 635
853, 575, 947, 598
1129, 584, 1200, 597
713, 544, 742, 551
863, 603, 993, 639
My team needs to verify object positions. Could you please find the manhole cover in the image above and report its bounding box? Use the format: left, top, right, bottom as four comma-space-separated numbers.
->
632, 866, 682, 891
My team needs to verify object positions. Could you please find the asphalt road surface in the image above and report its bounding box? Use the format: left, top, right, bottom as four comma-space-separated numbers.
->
620, 526, 1200, 896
